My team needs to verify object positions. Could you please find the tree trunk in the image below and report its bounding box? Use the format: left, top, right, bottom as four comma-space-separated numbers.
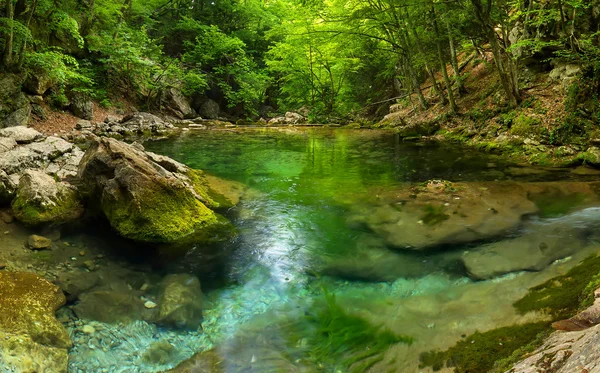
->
432, 6, 458, 113
407, 21, 447, 105
471, 0, 521, 107
113, 0, 133, 40
3, 0, 15, 67
447, 22, 466, 95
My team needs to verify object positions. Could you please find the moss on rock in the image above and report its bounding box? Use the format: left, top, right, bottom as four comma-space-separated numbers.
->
11, 170, 83, 226
0, 271, 71, 372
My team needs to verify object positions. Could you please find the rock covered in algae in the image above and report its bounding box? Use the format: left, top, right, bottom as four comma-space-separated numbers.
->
0, 271, 71, 372
347, 180, 539, 250
156, 273, 204, 329
11, 169, 83, 226
77, 137, 236, 244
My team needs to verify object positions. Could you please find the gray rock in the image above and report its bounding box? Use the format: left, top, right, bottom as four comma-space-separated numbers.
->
31, 103, 46, 120
104, 115, 121, 124
75, 120, 93, 130
28, 95, 43, 105
11, 170, 83, 226
156, 274, 204, 329
4, 104, 32, 127
0, 137, 17, 153
23, 73, 54, 95
55, 271, 100, 302
0, 126, 43, 144
199, 99, 220, 119
284, 111, 305, 124
162, 88, 195, 119
70, 95, 93, 120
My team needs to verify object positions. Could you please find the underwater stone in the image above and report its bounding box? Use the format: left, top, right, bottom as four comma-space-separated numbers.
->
161, 349, 223, 373
77, 137, 236, 245
27, 234, 52, 250
11, 170, 83, 226
73, 290, 146, 324
155, 274, 204, 329
0, 271, 71, 372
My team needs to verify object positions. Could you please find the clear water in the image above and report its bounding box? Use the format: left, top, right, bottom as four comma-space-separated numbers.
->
62, 128, 600, 373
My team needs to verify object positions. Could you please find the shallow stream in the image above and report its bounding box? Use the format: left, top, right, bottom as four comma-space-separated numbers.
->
50, 128, 600, 372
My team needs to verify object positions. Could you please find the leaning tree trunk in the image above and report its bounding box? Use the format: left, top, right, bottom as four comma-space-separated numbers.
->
432, 6, 458, 113
447, 22, 466, 95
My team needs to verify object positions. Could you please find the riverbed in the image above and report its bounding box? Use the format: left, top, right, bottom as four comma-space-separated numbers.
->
10, 127, 600, 373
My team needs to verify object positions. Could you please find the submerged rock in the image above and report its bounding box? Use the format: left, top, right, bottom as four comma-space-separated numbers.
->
27, 234, 52, 250
78, 137, 236, 245
462, 219, 588, 280
162, 349, 223, 373
0, 271, 71, 373
11, 170, 83, 226
348, 181, 538, 250
155, 274, 204, 329
73, 290, 146, 323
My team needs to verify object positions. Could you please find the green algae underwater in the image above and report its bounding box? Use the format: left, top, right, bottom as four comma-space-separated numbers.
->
61, 127, 600, 373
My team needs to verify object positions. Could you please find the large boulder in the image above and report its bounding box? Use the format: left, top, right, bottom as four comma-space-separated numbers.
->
155, 274, 204, 329
199, 99, 220, 119
348, 180, 539, 250
0, 126, 44, 144
23, 72, 54, 96
162, 349, 223, 373
11, 170, 83, 226
0, 74, 31, 128
462, 219, 588, 280
70, 94, 93, 120
0, 272, 71, 373
77, 137, 235, 244
162, 88, 196, 119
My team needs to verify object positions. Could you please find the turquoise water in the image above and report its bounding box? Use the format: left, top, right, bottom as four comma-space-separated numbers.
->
63, 128, 600, 373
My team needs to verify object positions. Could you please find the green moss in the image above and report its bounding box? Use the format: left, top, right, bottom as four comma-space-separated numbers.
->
31, 251, 54, 264
142, 341, 176, 364
528, 191, 586, 218
11, 189, 82, 226
185, 169, 233, 210
421, 204, 450, 226
419, 322, 548, 373
102, 179, 221, 243
514, 255, 600, 319
510, 114, 541, 137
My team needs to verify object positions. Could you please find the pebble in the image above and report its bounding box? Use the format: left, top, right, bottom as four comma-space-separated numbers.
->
71, 257, 77, 261
144, 300, 157, 309
140, 283, 149, 291
79, 251, 86, 256
3, 231, 8, 235
82, 325, 95, 335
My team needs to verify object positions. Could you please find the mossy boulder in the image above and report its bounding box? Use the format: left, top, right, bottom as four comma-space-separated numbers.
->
0, 271, 71, 373
77, 137, 236, 244
11, 170, 83, 226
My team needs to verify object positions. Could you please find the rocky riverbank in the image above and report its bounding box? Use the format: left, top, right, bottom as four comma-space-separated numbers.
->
0, 122, 246, 372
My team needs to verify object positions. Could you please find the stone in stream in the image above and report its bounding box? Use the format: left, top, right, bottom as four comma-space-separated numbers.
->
0, 271, 71, 373
347, 180, 539, 250
77, 137, 237, 245
11, 170, 83, 226
461, 219, 588, 280
27, 234, 53, 250
162, 349, 223, 373
155, 273, 204, 329
73, 290, 147, 323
